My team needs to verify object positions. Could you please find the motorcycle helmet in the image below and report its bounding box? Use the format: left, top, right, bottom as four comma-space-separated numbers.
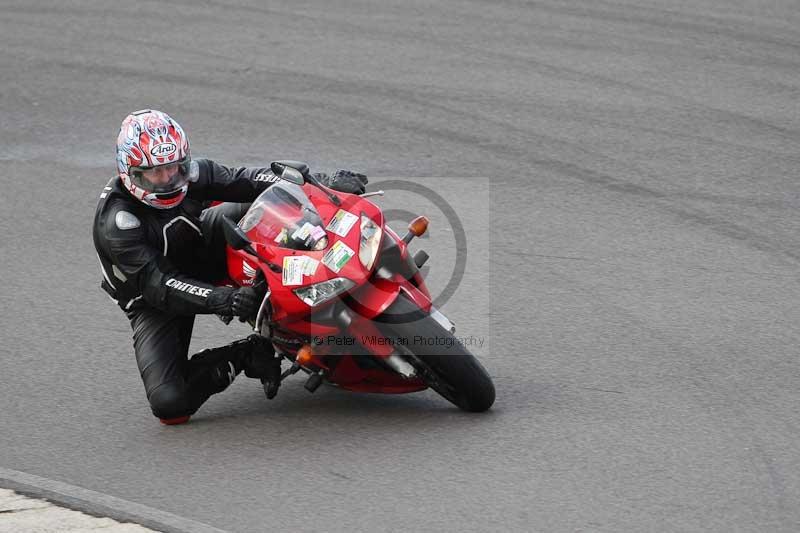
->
116, 109, 198, 209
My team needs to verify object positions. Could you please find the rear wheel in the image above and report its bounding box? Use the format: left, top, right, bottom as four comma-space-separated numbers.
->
375, 296, 495, 412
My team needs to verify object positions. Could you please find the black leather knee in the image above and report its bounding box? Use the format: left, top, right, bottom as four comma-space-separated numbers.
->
148, 380, 193, 419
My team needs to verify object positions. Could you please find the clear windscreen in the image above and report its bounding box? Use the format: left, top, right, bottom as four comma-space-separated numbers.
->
238, 182, 328, 251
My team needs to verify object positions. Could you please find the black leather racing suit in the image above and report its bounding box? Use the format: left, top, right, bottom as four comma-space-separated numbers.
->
93, 159, 281, 419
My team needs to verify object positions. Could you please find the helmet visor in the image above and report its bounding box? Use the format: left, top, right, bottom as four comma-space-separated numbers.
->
130, 158, 193, 194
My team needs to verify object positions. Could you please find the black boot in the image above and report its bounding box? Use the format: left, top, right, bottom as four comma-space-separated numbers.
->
190, 334, 279, 383
189, 340, 246, 392
182, 337, 262, 413
245, 335, 283, 399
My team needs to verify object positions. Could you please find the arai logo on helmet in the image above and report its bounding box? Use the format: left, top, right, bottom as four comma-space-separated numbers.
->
150, 142, 177, 158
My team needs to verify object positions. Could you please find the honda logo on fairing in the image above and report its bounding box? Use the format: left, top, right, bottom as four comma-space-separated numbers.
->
150, 142, 177, 157
242, 260, 257, 278
241, 260, 257, 286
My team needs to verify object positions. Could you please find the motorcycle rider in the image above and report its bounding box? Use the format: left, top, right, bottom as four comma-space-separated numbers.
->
93, 109, 367, 425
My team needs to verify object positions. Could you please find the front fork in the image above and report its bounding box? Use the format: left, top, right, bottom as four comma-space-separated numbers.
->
250, 287, 285, 399
253, 286, 272, 337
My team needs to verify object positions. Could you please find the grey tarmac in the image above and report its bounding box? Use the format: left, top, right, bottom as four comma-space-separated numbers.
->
1, 1, 799, 532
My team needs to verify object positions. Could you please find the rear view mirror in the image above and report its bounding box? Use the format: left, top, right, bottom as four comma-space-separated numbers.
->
221, 215, 252, 250
281, 167, 304, 185
270, 160, 307, 185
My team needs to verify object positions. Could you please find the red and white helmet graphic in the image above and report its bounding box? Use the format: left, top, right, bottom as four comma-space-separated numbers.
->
116, 109, 198, 209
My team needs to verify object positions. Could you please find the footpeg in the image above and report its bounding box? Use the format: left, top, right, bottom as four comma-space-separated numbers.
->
305, 372, 323, 393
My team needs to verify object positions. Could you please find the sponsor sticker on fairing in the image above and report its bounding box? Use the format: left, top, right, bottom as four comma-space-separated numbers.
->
282, 256, 307, 286
322, 241, 355, 273
303, 257, 319, 276
281, 256, 320, 285
291, 222, 327, 245
291, 222, 312, 241
274, 228, 288, 244
310, 225, 326, 240
325, 210, 358, 237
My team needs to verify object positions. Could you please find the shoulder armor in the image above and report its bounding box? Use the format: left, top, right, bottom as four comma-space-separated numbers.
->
115, 210, 141, 230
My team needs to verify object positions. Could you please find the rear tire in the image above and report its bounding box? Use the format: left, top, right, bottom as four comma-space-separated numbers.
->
376, 296, 495, 412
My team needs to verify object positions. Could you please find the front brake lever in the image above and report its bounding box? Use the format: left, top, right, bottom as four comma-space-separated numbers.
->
305, 172, 341, 206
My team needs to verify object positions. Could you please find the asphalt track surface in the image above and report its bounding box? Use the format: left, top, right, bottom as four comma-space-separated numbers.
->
1, 1, 799, 531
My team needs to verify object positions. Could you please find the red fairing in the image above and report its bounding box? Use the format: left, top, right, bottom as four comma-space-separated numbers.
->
225, 181, 435, 393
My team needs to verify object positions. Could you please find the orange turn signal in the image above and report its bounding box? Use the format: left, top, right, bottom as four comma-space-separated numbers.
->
296, 345, 314, 366
408, 216, 429, 237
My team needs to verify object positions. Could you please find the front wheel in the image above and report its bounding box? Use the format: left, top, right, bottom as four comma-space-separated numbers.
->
375, 296, 495, 412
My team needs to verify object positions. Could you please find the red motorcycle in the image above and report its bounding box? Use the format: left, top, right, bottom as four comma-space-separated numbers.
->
220, 161, 495, 412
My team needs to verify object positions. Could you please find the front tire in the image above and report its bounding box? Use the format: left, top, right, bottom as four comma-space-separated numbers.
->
376, 296, 495, 412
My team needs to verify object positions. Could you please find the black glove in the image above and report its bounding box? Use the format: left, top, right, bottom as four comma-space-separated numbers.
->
207, 286, 261, 319
317, 169, 368, 195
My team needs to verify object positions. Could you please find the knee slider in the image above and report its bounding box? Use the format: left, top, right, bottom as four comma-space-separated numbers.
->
148, 381, 193, 420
